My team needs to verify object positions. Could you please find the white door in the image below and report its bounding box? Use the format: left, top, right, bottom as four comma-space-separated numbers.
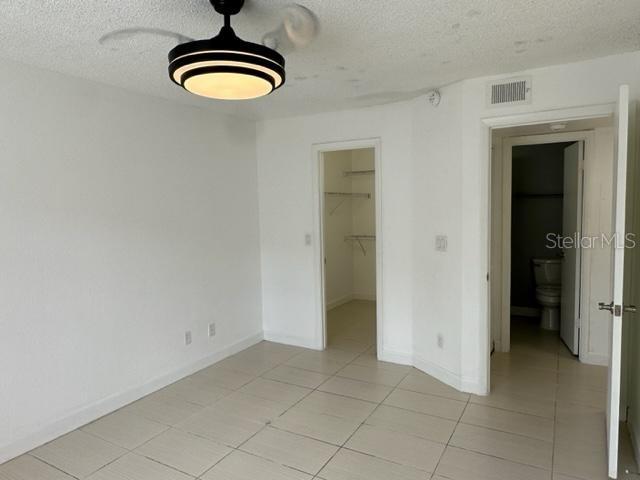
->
560, 142, 583, 354
603, 84, 631, 479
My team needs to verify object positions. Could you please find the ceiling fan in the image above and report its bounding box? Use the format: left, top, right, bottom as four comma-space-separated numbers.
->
100, 0, 319, 100
100, 1, 319, 55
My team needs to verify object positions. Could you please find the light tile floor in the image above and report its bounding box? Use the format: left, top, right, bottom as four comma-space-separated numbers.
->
2, 304, 638, 479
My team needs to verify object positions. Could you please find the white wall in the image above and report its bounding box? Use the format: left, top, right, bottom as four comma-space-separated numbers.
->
257, 50, 640, 394
0, 60, 263, 462
323, 151, 354, 307
257, 103, 414, 360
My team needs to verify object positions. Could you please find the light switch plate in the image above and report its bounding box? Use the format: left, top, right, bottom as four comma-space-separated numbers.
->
435, 235, 448, 252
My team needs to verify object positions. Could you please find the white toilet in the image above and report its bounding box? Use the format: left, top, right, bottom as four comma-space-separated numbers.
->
532, 257, 562, 331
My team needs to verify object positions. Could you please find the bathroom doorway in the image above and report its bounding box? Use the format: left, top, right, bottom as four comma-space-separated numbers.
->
509, 141, 581, 354
315, 141, 382, 354
489, 124, 614, 360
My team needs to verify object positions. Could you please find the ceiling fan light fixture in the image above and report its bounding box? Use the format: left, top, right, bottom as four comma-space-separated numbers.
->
168, 0, 285, 100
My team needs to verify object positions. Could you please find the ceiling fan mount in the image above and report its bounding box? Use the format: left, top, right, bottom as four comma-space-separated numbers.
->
210, 0, 245, 17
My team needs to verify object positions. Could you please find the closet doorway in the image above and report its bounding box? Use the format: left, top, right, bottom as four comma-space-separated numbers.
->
314, 140, 382, 355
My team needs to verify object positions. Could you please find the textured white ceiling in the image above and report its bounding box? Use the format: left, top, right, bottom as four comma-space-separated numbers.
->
2, 0, 640, 119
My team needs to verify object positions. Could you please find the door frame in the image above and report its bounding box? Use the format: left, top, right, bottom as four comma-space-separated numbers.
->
481, 104, 615, 394
311, 138, 383, 354
498, 131, 592, 354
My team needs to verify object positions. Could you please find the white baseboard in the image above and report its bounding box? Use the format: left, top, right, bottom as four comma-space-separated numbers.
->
263, 330, 321, 350
326, 294, 355, 311
352, 293, 376, 302
510, 306, 540, 317
411, 354, 486, 395
378, 347, 412, 366
0, 331, 263, 464
579, 351, 608, 367
413, 354, 464, 392
326, 293, 376, 311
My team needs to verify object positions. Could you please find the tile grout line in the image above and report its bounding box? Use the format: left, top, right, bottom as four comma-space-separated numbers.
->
233, 342, 378, 473
307, 363, 416, 478
198, 341, 378, 478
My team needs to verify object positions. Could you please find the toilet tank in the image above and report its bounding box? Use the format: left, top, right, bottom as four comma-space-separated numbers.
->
532, 257, 562, 285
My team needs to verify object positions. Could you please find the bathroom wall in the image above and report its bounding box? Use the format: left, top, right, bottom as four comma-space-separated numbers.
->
510, 143, 568, 311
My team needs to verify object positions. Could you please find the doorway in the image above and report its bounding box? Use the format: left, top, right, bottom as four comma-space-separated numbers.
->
312, 140, 382, 355
505, 139, 583, 355
485, 96, 639, 479
491, 130, 602, 358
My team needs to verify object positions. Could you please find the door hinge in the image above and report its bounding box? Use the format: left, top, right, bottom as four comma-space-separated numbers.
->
615, 305, 622, 317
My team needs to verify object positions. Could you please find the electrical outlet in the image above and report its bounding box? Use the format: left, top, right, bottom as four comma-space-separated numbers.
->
185, 330, 192, 346
208, 323, 216, 338
437, 334, 444, 349
305, 233, 312, 246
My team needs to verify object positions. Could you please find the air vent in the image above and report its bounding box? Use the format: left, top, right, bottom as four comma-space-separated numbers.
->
487, 76, 531, 106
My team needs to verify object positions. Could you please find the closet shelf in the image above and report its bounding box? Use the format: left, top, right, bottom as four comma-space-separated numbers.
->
343, 169, 375, 177
325, 192, 371, 198
345, 235, 376, 241
345, 235, 376, 255
325, 191, 372, 216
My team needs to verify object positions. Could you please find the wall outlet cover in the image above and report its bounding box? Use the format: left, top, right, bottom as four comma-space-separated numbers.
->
185, 330, 192, 345
208, 323, 216, 337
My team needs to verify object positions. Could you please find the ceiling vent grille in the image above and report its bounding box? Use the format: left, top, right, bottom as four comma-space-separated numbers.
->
487, 76, 532, 107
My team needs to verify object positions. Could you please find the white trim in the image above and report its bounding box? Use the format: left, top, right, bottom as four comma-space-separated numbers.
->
326, 294, 356, 311
413, 355, 486, 395
0, 331, 264, 464
482, 103, 615, 396
311, 138, 383, 355
580, 351, 609, 367
413, 354, 464, 391
353, 293, 377, 302
263, 330, 322, 350
326, 294, 377, 311
378, 348, 412, 366
482, 104, 615, 128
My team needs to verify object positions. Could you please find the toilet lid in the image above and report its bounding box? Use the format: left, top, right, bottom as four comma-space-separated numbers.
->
536, 285, 561, 296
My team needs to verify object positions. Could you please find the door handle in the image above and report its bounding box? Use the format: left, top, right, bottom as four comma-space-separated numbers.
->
599, 302, 614, 312
598, 302, 637, 314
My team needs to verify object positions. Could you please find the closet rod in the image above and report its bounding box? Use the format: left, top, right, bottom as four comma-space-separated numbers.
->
343, 169, 375, 177
325, 192, 371, 198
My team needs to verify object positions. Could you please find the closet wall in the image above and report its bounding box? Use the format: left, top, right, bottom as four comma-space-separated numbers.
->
324, 148, 376, 309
